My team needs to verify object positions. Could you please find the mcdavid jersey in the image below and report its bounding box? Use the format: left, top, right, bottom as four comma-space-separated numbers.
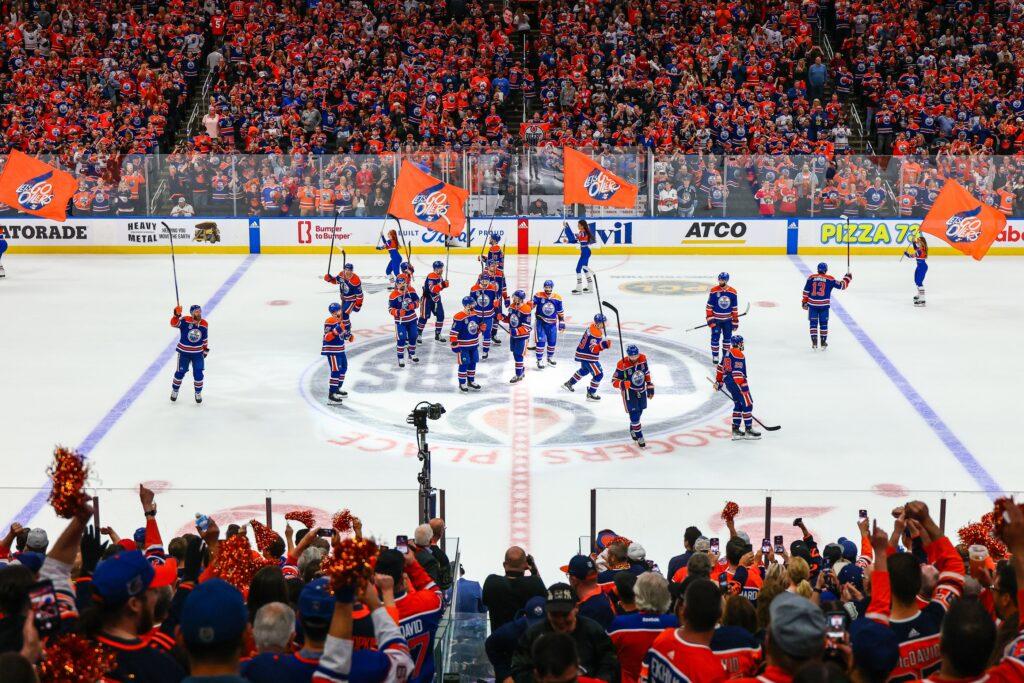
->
802, 273, 851, 308
613, 355, 653, 397
393, 562, 445, 683
502, 303, 533, 339
422, 273, 445, 302
322, 315, 346, 355
313, 607, 412, 683
575, 324, 612, 362
470, 281, 499, 318
450, 311, 487, 348
389, 289, 419, 323
171, 315, 208, 354
710, 625, 761, 678
533, 292, 564, 324
706, 285, 739, 322
640, 628, 728, 683
716, 348, 748, 388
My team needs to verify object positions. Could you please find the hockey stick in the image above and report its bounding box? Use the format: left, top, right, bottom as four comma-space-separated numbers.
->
686, 302, 750, 331
326, 207, 340, 275
841, 213, 851, 272
603, 300, 628, 404
478, 215, 495, 271
161, 221, 180, 306
705, 377, 782, 431
593, 273, 605, 332
391, 213, 411, 265
527, 240, 543, 351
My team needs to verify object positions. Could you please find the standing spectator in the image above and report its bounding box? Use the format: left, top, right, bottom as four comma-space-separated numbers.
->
483, 547, 546, 630
428, 517, 453, 590
250, 602, 295, 655
413, 524, 441, 585
179, 579, 250, 682
171, 196, 196, 217
641, 579, 726, 683
734, 592, 826, 683
609, 573, 676, 683
486, 596, 547, 681
562, 555, 615, 630
456, 566, 485, 614
808, 57, 828, 102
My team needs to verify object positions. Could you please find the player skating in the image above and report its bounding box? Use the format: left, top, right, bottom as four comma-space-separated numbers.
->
562, 314, 612, 400
376, 228, 402, 289
323, 263, 363, 340
388, 275, 420, 367
903, 234, 928, 306
533, 280, 565, 369
801, 263, 852, 349
450, 296, 487, 391
571, 219, 593, 294
481, 233, 508, 344
0, 234, 7, 278
498, 290, 533, 383
612, 344, 655, 448
706, 272, 739, 364
418, 260, 449, 342
714, 335, 760, 440
170, 304, 208, 404
322, 303, 348, 402
470, 267, 501, 359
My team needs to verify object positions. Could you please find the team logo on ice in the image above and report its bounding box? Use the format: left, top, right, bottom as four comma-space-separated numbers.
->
945, 206, 983, 243
583, 169, 621, 201
15, 171, 56, 211
411, 182, 450, 222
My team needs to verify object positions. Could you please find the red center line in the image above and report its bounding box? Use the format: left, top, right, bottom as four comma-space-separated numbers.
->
509, 252, 532, 548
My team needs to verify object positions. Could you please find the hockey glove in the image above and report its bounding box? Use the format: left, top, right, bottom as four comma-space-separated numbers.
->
706, 320, 715, 329
802, 302, 809, 310
203, 349, 209, 358
323, 274, 333, 283
174, 305, 182, 316
647, 388, 655, 399
558, 322, 565, 332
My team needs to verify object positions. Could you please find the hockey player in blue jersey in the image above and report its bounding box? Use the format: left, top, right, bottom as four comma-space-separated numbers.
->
801, 262, 852, 349
470, 267, 501, 359
714, 335, 760, 440
903, 234, 928, 306
323, 302, 348, 403
706, 272, 739, 364
612, 344, 655, 448
324, 263, 364, 340
571, 219, 593, 294
563, 314, 612, 400
481, 233, 508, 305
418, 261, 449, 342
0, 234, 7, 278
532, 280, 565, 369
388, 276, 420, 367
498, 290, 533, 383
450, 296, 487, 391
376, 228, 402, 289
170, 304, 208, 403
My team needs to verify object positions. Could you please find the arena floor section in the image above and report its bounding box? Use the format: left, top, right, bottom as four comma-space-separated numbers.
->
1, 253, 1020, 577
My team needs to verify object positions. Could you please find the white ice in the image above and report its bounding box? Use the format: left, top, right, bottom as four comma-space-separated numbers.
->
1, 251, 1022, 579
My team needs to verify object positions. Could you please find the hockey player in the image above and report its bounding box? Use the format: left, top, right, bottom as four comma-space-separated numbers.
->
481, 233, 508, 344
706, 272, 739, 364
322, 303, 348, 402
563, 314, 612, 400
903, 234, 928, 306
376, 228, 402, 289
470, 267, 501, 359
389, 276, 420, 367
612, 344, 655, 448
533, 280, 565, 369
450, 296, 487, 391
419, 261, 449, 341
498, 289, 533, 383
324, 263, 364, 340
0, 234, 7, 278
170, 304, 208, 403
714, 335, 760, 440
802, 263, 852, 349
571, 218, 593, 294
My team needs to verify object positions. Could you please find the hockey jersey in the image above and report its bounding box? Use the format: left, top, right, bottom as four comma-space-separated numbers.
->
640, 628, 728, 683
393, 561, 445, 683
381, 236, 400, 254
450, 311, 487, 349
612, 354, 654, 398
470, 280, 500, 318
608, 613, 679, 683
575, 324, 612, 362
577, 224, 593, 246
501, 302, 533, 339
532, 292, 565, 325
706, 285, 739, 323
802, 273, 851, 308
422, 273, 447, 302
389, 289, 420, 323
716, 348, 749, 389
484, 243, 505, 273
313, 606, 413, 683
326, 272, 364, 309
171, 314, 208, 354
322, 315, 346, 355
710, 626, 761, 678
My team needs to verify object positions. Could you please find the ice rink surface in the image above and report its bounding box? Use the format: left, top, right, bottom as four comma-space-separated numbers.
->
2, 250, 1022, 578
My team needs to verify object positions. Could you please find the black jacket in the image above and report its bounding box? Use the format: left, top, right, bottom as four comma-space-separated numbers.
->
510, 616, 619, 683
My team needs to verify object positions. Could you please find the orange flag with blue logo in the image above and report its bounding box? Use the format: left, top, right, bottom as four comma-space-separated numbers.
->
0, 150, 79, 222
563, 148, 638, 209
387, 160, 468, 237
919, 180, 1006, 261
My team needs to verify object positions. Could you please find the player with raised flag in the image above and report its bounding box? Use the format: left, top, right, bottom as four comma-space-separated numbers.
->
532, 280, 565, 369
0, 232, 7, 278
498, 289, 533, 383
571, 219, 594, 294
612, 344, 655, 448
801, 263, 852, 349
170, 304, 209, 404
376, 228, 402, 290
706, 272, 739, 364
418, 260, 449, 342
450, 296, 487, 391
470, 267, 501, 360
324, 263, 363, 340
322, 302, 348, 403
903, 234, 928, 306
389, 275, 420, 367
714, 335, 760, 440
562, 314, 612, 400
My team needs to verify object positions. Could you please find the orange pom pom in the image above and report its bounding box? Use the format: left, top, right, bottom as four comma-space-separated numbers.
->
333, 509, 355, 533
958, 512, 1007, 559
209, 534, 273, 594
721, 501, 740, 523
249, 519, 279, 554
38, 633, 117, 683
992, 498, 1024, 541
320, 537, 379, 592
285, 509, 316, 528
47, 446, 91, 519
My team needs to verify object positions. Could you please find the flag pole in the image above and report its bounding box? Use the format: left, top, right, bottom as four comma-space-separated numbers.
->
841, 213, 851, 272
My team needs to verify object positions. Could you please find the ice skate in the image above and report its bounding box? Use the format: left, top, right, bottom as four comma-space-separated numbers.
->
195, 392, 203, 404
562, 381, 575, 392
509, 375, 524, 384
744, 428, 762, 440
170, 390, 178, 402
547, 358, 557, 366
329, 392, 344, 403
586, 392, 601, 401
732, 427, 744, 441
467, 381, 481, 390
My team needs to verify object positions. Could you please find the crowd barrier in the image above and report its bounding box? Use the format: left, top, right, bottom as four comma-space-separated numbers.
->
5, 214, 1024, 256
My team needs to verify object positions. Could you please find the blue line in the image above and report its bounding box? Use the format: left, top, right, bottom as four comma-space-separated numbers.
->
7, 254, 258, 526
789, 255, 1002, 494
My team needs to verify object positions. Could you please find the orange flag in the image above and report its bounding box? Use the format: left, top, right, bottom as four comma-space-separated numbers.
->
0, 150, 79, 222
387, 160, 468, 237
562, 148, 638, 209
919, 180, 1006, 261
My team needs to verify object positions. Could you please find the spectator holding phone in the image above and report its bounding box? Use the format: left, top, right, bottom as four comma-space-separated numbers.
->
484, 547, 546, 631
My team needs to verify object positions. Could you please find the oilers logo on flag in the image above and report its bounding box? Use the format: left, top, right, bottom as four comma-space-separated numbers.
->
583, 169, 621, 201
412, 181, 449, 222
187, 328, 202, 344
16, 171, 56, 210
542, 301, 555, 316
945, 206, 983, 243
467, 320, 479, 335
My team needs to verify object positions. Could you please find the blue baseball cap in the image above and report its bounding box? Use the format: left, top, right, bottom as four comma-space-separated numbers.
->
133, 528, 146, 546
850, 618, 900, 679
180, 579, 248, 647
11, 552, 44, 574
522, 596, 546, 624
298, 577, 335, 621
838, 563, 865, 592
92, 550, 165, 605
561, 555, 597, 580
837, 538, 858, 561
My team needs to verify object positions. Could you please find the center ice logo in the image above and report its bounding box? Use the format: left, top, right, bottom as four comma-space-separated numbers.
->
945, 206, 983, 243
15, 171, 55, 211
583, 169, 621, 201
412, 182, 450, 222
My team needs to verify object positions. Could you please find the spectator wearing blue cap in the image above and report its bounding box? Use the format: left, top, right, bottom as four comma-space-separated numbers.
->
848, 618, 900, 683
178, 578, 250, 682
561, 555, 615, 630
485, 595, 547, 681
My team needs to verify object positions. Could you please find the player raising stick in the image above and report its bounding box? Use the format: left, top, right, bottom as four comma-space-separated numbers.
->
376, 228, 402, 290
533, 280, 565, 369
499, 289, 533, 383
418, 260, 449, 342
450, 296, 487, 392
322, 303, 348, 403
612, 344, 655, 448
802, 263, 852, 349
170, 304, 208, 404
324, 263, 363, 340
388, 275, 420, 367
714, 335, 760, 440
706, 272, 739, 364
903, 234, 928, 306
571, 219, 593, 294
562, 314, 612, 400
